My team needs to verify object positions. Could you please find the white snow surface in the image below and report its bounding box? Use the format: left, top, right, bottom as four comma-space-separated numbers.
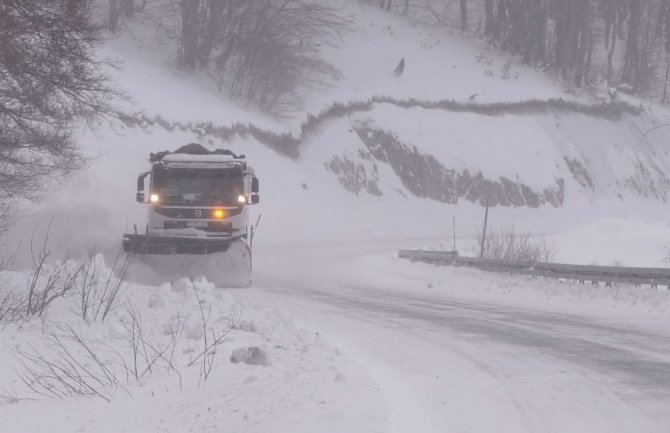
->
0, 265, 383, 433
2, 3, 670, 433
161, 153, 241, 163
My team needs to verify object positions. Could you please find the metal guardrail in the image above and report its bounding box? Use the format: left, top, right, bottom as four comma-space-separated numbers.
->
398, 250, 670, 287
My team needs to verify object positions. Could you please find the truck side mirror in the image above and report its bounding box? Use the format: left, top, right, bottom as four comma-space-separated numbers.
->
136, 172, 151, 203
250, 177, 260, 204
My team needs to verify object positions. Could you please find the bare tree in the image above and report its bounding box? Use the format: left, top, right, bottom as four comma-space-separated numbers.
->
0, 0, 116, 235
109, 0, 146, 32
179, 0, 200, 69
460, 0, 468, 31
484, 0, 495, 37
359, 0, 670, 98
663, 0, 670, 99
623, 0, 644, 87
176, 0, 347, 112
109, 0, 121, 31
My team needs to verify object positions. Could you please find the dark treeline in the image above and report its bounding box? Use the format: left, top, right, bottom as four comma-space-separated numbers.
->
105, 0, 347, 113
104, 0, 670, 107
177, 0, 345, 112
374, 0, 670, 101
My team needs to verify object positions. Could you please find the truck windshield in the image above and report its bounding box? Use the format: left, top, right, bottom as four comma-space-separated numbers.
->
153, 168, 243, 206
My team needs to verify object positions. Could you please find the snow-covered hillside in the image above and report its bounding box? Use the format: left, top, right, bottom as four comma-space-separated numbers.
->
1, 2, 667, 266
95, 3, 670, 210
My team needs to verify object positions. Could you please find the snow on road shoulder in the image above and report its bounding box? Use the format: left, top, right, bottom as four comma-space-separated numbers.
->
0, 257, 384, 433
551, 217, 670, 268
356, 252, 670, 324
272, 235, 670, 325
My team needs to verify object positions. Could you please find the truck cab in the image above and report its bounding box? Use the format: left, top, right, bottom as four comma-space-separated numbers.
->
134, 145, 259, 240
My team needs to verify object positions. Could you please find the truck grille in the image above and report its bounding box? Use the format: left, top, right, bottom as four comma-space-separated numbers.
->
163, 221, 233, 233
154, 206, 242, 219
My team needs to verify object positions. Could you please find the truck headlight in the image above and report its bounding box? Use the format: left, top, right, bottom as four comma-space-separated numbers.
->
150, 193, 160, 203
237, 194, 246, 204
213, 209, 226, 219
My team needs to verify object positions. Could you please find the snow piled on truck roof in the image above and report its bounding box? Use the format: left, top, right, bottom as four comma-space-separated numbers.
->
161, 153, 242, 163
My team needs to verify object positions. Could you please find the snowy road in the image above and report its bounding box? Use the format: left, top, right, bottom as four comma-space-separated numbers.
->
241, 242, 670, 433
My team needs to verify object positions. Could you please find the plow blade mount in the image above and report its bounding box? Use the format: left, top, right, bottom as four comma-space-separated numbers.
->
123, 235, 251, 288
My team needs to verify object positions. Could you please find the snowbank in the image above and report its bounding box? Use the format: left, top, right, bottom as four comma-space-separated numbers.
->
0, 257, 383, 433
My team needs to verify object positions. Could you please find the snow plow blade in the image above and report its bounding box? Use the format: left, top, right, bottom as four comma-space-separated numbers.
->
123, 234, 236, 255
122, 234, 251, 288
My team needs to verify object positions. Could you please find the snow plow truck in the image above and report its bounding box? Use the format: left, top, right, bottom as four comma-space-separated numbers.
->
122, 143, 260, 287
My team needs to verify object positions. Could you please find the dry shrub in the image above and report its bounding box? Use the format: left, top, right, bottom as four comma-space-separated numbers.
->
480, 225, 556, 262
0, 290, 24, 325
187, 279, 231, 384
14, 324, 124, 402
0, 239, 129, 324
78, 248, 130, 324
23, 229, 80, 318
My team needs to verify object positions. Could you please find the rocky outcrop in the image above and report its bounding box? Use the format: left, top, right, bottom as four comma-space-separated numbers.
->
326, 154, 382, 196
564, 157, 594, 190
353, 125, 564, 208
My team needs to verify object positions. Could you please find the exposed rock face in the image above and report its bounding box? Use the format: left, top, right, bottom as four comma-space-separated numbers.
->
353, 125, 564, 208
564, 157, 594, 190
326, 154, 382, 196
620, 160, 670, 202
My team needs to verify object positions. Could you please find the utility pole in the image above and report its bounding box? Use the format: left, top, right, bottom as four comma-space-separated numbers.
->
452, 215, 457, 254
479, 198, 489, 258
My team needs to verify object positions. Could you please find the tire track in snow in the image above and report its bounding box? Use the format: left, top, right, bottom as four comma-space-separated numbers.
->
259, 283, 670, 432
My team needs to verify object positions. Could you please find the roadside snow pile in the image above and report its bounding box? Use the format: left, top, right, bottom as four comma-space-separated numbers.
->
550, 217, 670, 268
372, 253, 670, 321
255, 238, 670, 323
415, 216, 670, 268
0, 256, 383, 433
331, 215, 670, 322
